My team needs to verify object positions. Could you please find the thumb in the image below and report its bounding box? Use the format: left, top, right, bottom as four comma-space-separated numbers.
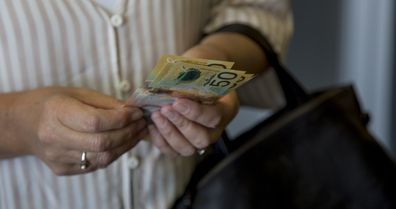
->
68, 88, 125, 109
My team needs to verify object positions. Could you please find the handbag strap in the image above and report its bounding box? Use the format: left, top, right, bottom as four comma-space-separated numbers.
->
213, 24, 309, 108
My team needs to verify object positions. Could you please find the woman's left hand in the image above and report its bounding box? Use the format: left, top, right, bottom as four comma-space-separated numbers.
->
149, 91, 239, 156
148, 40, 245, 156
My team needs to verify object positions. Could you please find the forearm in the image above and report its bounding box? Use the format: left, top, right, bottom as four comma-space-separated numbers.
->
181, 32, 267, 137
196, 32, 268, 74
0, 87, 73, 159
0, 91, 34, 158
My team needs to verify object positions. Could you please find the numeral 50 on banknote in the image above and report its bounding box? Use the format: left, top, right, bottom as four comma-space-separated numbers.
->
204, 72, 245, 88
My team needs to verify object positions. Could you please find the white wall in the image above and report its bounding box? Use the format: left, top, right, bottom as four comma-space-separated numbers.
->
229, 0, 395, 156
338, 0, 394, 150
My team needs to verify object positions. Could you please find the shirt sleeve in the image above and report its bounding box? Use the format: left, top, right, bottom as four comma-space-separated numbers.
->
204, 0, 293, 109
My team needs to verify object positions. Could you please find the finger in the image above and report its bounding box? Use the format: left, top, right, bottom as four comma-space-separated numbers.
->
69, 88, 125, 109
55, 96, 143, 132
151, 112, 195, 156
46, 128, 149, 176
148, 124, 178, 157
44, 128, 148, 172
172, 98, 221, 128
161, 106, 211, 149
43, 118, 147, 152
52, 161, 105, 176
94, 128, 147, 169
43, 157, 98, 176
46, 163, 89, 176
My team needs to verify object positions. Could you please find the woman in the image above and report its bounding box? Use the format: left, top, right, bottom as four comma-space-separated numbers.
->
0, 0, 292, 208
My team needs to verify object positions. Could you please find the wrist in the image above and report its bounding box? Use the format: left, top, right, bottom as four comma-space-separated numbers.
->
0, 91, 32, 157
0, 88, 61, 158
208, 91, 239, 140
219, 91, 240, 127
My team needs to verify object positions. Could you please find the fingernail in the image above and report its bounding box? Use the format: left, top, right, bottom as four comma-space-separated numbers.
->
123, 107, 142, 120
173, 102, 188, 114
131, 109, 143, 120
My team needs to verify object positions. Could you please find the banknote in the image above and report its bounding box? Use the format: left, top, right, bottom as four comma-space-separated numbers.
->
127, 55, 254, 115
146, 55, 235, 87
126, 87, 175, 118
150, 62, 249, 97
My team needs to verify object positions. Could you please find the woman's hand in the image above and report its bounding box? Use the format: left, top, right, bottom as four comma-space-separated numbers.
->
148, 43, 240, 156
148, 31, 270, 156
149, 93, 239, 156
1, 87, 147, 175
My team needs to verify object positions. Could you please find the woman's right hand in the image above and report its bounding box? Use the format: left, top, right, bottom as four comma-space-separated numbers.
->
0, 87, 147, 175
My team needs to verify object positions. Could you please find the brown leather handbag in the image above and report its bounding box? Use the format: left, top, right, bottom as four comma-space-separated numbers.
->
172, 25, 396, 209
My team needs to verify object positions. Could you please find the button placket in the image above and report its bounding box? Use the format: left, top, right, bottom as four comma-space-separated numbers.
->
94, 2, 136, 209
94, 0, 129, 99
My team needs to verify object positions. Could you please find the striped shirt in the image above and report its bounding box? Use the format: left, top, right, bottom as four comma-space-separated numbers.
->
0, 1, 293, 209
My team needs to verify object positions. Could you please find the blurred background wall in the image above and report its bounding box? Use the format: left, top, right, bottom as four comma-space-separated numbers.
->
392, 1, 396, 158
287, 0, 395, 156
228, 0, 395, 158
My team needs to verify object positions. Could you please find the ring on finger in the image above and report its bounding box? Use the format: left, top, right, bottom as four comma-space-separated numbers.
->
80, 151, 90, 170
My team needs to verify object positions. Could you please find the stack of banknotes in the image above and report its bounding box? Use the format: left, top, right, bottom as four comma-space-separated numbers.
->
127, 55, 254, 115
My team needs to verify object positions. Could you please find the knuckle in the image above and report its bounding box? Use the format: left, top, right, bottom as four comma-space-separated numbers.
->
90, 134, 112, 152
189, 107, 202, 119
197, 136, 210, 148
116, 112, 130, 128
83, 115, 102, 132
208, 115, 222, 128
180, 146, 195, 157
177, 117, 190, 129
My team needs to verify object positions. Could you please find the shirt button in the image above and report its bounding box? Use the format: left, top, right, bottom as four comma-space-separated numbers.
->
128, 156, 140, 169
110, 14, 124, 27
119, 80, 131, 93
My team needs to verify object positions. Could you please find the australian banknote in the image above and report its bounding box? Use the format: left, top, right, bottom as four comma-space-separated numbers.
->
127, 55, 254, 116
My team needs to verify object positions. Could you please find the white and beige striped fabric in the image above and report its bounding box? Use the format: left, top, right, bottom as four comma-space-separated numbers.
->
0, 0, 293, 209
